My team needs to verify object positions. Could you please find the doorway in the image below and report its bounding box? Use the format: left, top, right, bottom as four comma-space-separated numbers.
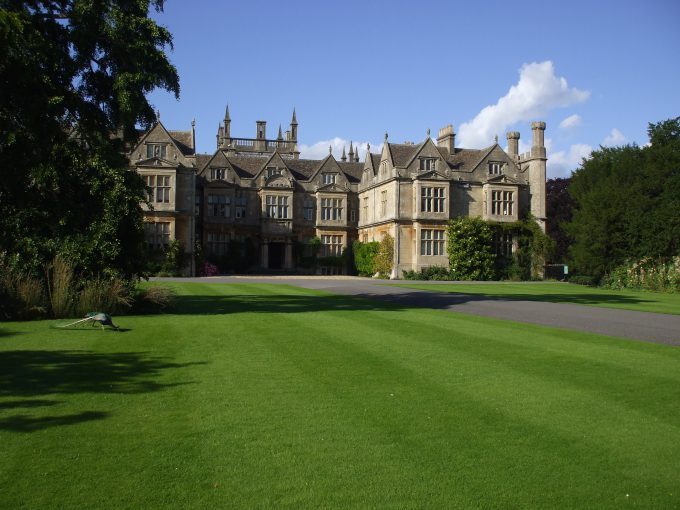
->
268, 242, 285, 269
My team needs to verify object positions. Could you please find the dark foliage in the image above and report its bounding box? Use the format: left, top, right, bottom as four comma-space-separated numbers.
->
0, 1, 179, 278
566, 117, 680, 281
546, 177, 575, 263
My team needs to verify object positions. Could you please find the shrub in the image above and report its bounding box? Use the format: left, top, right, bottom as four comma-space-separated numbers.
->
374, 235, 394, 278
568, 275, 595, 286
352, 241, 380, 276
447, 217, 496, 280
200, 261, 219, 277
402, 266, 453, 281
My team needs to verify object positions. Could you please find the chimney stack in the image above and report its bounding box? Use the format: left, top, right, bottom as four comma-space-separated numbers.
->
436, 124, 455, 153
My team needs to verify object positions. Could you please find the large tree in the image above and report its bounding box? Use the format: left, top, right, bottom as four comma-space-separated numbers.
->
566, 117, 680, 280
0, 0, 179, 277
545, 177, 574, 263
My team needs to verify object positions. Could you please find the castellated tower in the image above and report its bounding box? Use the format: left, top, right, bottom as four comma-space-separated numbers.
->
525, 121, 547, 231
506, 131, 520, 159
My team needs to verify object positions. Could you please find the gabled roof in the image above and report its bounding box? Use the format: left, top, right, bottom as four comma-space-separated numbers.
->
195, 153, 212, 171
132, 121, 193, 161
168, 130, 194, 155
447, 148, 486, 172
225, 156, 264, 178
285, 159, 323, 180
386, 143, 418, 167
338, 162, 363, 183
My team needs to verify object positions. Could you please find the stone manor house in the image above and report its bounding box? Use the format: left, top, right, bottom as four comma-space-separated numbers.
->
129, 107, 547, 276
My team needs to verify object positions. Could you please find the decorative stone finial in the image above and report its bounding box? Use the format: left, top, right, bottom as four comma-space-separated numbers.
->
191, 118, 196, 128
367, 143, 370, 152
329, 145, 332, 155
384, 131, 388, 140
494, 134, 498, 143
155, 109, 160, 120
427, 128, 431, 138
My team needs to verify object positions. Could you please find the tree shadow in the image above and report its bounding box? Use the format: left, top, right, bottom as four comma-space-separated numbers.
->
167, 293, 408, 315
384, 288, 661, 308
0, 411, 110, 433
0, 350, 204, 397
0, 350, 205, 432
0, 399, 60, 410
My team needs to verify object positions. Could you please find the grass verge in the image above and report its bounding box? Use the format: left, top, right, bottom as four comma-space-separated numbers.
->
1, 282, 679, 508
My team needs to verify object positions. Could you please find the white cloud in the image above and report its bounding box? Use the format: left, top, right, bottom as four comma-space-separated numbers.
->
548, 143, 593, 178
603, 128, 627, 146
458, 61, 590, 148
559, 114, 582, 130
299, 138, 381, 160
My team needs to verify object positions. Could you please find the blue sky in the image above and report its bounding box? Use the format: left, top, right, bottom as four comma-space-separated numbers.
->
148, 0, 679, 178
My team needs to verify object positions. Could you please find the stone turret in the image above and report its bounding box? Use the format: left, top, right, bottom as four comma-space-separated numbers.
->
436, 124, 455, 153
341, 146, 347, 162
531, 121, 546, 158
506, 131, 520, 158
526, 121, 547, 231
348, 141, 354, 162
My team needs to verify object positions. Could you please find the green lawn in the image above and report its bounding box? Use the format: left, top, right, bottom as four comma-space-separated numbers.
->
1, 282, 680, 508
390, 282, 680, 315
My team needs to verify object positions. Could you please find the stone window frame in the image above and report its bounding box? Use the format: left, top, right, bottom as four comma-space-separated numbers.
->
419, 158, 437, 172
488, 162, 503, 175
146, 143, 167, 159
303, 198, 315, 221
420, 186, 446, 213
207, 193, 231, 218
210, 168, 225, 180
321, 234, 343, 257
380, 190, 388, 216
322, 173, 337, 185
494, 231, 513, 258
144, 221, 170, 249
321, 197, 343, 221
491, 190, 514, 216
207, 231, 229, 256
145, 175, 171, 204
420, 229, 445, 256
265, 195, 289, 219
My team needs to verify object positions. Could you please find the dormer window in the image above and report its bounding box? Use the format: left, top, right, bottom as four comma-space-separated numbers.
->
146, 144, 167, 159
323, 173, 336, 185
210, 168, 225, 180
419, 158, 437, 172
489, 162, 502, 175
266, 166, 281, 178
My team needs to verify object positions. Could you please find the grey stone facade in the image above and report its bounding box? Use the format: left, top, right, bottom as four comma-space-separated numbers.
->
128, 109, 546, 276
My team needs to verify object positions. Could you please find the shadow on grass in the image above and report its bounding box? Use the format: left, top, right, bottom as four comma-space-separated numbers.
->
386, 290, 658, 308
0, 351, 205, 432
167, 293, 408, 315
0, 411, 110, 433
0, 350, 204, 398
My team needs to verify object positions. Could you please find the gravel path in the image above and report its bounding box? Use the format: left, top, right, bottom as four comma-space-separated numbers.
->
155, 276, 680, 347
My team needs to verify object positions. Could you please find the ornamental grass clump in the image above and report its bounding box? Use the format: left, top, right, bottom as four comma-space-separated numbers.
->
76, 278, 133, 316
